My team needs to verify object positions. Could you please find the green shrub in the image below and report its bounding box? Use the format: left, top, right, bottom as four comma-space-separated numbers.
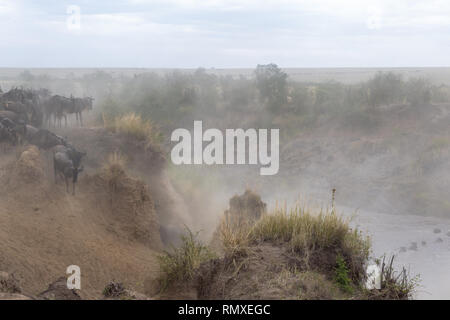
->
334, 254, 353, 294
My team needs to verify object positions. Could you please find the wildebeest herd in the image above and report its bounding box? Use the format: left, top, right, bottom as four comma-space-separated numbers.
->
0, 87, 92, 195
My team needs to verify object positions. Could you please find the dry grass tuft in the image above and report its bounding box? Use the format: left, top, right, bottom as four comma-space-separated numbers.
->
365, 255, 419, 300
14, 146, 44, 182
101, 151, 127, 193
157, 228, 215, 292
219, 215, 253, 258
249, 205, 370, 280
103, 112, 162, 148
217, 201, 370, 282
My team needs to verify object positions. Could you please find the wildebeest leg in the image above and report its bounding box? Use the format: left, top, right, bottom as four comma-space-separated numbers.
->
65, 176, 69, 193
79, 112, 83, 127
54, 165, 58, 184
72, 181, 75, 196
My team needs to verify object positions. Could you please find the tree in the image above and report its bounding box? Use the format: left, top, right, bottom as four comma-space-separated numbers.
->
255, 63, 288, 113
405, 78, 431, 107
366, 72, 403, 107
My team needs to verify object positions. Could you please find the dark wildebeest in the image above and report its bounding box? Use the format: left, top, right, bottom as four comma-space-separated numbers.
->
25, 126, 68, 150
0, 121, 15, 145
53, 145, 84, 195
0, 118, 26, 145
2, 101, 30, 120
1, 88, 43, 127
0, 110, 28, 124
71, 97, 94, 127
45, 95, 75, 128
54, 144, 86, 168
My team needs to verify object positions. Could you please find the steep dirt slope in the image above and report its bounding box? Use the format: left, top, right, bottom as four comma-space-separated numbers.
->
0, 145, 162, 298
54, 127, 193, 244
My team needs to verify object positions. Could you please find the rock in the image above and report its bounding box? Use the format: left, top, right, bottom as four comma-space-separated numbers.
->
434, 228, 441, 234
122, 289, 152, 300
0, 271, 21, 294
446, 231, 450, 237
435, 238, 443, 243
37, 277, 81, 300
103, 281, 151, 300
0, 293, 32, 300
399, 246, 407, 253
103, 281, 126, 298
421, 241, 427, 246
408, 242, 418, 251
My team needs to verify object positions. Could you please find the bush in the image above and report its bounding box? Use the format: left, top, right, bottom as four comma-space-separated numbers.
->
334, 254, 353, 294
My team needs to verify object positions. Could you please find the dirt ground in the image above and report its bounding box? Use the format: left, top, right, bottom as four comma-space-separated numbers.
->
0, 129, 172, 298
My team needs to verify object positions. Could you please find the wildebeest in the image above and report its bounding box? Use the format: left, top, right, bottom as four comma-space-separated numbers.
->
2, 101, 29, 116
0, 121, 15, 145
53, 145, 85, 195
0, 116, 27, 145
53, 144, 86, 168
71, 97, 94, 127
44, 95, 75, 128
0, 110, 28, 124
26, 126, 68, 150
1, 87, 44, 127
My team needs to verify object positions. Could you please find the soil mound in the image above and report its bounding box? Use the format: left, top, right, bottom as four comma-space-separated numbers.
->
196, 243, 340, 300
2, 146, 44, 189
0, 271, 22, 294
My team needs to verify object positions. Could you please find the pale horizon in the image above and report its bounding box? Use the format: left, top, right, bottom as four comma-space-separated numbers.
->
1, 0, 450, 68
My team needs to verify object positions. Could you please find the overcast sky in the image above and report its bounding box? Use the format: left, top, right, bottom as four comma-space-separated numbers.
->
1, 0, 449, 68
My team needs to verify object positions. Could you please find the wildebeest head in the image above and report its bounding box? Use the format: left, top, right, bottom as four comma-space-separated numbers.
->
72, 165, 84, 184
71, 149, 86, 168
84, 97, 94, 111
64, 144, 86, 168
0, 117, 15, 129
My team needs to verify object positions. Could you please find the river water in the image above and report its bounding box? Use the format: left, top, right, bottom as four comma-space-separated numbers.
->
351, 209, 450, 299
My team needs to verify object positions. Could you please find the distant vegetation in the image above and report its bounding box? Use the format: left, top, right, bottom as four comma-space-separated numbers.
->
5, 66, 450, 143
